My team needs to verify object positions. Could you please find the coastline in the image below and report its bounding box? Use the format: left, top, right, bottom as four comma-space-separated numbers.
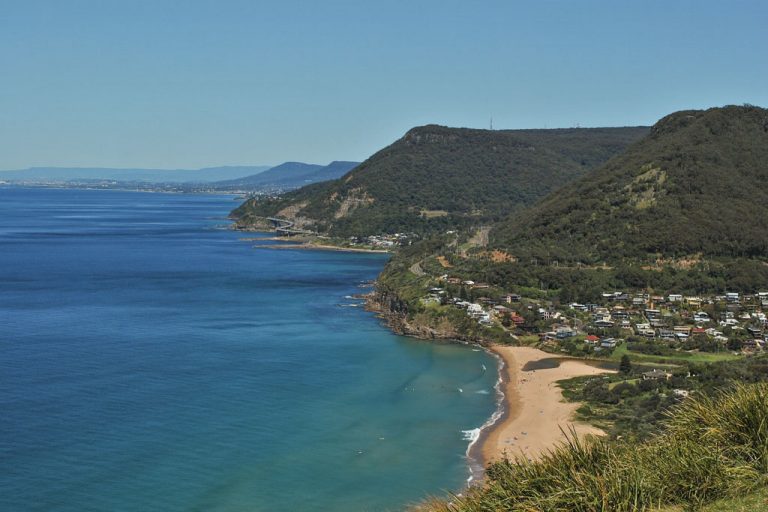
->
232, 226, 392, 254
477, 346, 614, 465
252, 242, 391, 254
232, 230, 611, 483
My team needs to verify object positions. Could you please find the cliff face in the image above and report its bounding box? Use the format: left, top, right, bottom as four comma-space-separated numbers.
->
365, 287, 492, 344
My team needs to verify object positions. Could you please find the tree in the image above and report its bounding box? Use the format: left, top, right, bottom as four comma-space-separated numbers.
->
619, 354, 632, 375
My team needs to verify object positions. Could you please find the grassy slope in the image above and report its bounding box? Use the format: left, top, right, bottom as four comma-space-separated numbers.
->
422, 383, 768, 511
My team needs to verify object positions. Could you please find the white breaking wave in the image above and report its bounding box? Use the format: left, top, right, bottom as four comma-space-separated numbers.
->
464, 348, 507, 485
462, 428, 481, 442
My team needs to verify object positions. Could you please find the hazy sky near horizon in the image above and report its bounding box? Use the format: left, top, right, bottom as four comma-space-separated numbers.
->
2, 0, 766, 169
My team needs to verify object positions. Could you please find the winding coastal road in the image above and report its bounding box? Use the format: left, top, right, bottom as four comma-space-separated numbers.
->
266, 217, 314, 236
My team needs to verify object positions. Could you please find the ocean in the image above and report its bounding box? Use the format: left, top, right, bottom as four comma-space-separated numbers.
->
0, 187, 498, 512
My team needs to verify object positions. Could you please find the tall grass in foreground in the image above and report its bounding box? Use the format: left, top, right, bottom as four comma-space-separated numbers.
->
419, 383, 768, 512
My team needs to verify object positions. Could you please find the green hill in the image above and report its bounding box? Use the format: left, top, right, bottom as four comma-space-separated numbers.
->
232, 125, 648, 237
491, 105, 768, 264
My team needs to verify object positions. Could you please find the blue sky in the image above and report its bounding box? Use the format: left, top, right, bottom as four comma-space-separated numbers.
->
1, 0, 766, 169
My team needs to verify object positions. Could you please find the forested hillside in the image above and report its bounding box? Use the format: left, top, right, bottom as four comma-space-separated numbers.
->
491, 105, 768, 263
232, 125, 648, 236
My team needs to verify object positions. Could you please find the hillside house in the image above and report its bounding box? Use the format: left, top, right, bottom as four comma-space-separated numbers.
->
643, 369, 672, 380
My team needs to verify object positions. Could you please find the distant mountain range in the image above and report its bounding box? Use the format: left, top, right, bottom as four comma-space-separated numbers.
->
0, 166, 271, 183
0, 160, 360, 190
212, 161, 359, 190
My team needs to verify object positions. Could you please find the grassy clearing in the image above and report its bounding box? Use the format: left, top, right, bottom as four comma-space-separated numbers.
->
610, 343, 740, 366
419, 383, 768, 511
421, 209, 449, 218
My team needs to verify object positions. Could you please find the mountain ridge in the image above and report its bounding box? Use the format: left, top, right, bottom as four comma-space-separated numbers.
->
490, 105, 768, 264
232, 124, 649, 236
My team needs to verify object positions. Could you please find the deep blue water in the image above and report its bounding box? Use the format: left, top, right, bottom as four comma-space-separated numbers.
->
0, 187, 497, 512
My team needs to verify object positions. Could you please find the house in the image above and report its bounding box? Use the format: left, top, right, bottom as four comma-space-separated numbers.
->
466, 303, 484, 317
643, 369, 672, 380
693, 311, 710, 323
594, 319, 614, 328
612, 307, 629, 320
539, 308, 561, 320
635, 323, 655, 338
510, 314, 526, 326
644, 308, 661, 320
685, 296, 703, 307
658, 329, 676, 340
668, 294, 683, 302
505, 294, 522, 303
742, 339, 762, 351
592, 308, 611, 323
726, 292, 740, 304
556, 327, 577, 339
600, 337, 618, 348
585, 335, 600, 345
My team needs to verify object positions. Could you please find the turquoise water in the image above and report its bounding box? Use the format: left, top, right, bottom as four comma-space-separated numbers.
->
0, 188, 498, 512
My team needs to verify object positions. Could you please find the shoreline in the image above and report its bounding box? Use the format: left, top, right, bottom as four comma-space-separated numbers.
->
232, 226, 392, 254
230, 229, 610, 483
476, 346, 614, 466
252, 242, 391, 254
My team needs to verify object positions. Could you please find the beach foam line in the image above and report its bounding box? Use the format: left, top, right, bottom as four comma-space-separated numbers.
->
464, 348, 507, 484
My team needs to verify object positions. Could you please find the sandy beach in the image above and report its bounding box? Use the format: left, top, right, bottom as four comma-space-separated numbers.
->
481, 346, 614, 464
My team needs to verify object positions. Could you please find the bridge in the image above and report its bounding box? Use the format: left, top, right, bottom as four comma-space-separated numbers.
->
266, 217, 315, 236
